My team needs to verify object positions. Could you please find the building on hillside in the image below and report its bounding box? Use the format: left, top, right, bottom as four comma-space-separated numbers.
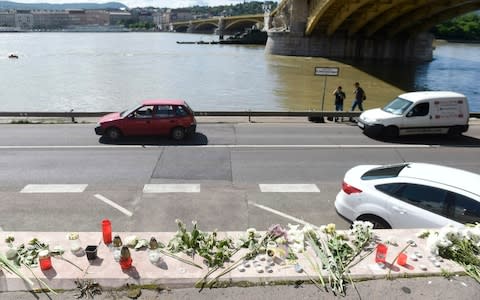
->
109, 11, 131, 25
15, 10, 33, 29
32, 10, 69, 29
0, 11, 15, 27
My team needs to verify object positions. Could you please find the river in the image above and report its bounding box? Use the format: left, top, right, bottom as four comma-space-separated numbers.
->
1, 32, 479, 112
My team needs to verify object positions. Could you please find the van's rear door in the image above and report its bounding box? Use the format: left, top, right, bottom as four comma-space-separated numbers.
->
431, 98, 468, 127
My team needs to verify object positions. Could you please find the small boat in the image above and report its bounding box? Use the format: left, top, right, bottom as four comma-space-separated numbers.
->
8, 54, 19, 59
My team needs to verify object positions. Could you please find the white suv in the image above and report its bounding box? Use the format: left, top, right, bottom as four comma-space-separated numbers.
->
335, 162, 480, 229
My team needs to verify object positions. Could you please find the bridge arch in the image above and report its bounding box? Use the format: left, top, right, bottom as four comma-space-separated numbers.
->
268, 0, 480, 61
225, 19, 263, 31
275, 0, 480, 37
194, 22, 218, 32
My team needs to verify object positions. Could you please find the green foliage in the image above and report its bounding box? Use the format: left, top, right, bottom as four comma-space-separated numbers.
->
433, 13, 480, 41
187, 1, 277, 16
167, 220, 235, 268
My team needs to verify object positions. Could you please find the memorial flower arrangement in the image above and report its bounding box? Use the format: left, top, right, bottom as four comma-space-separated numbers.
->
167, 219, 235, 268
421, 223, 480, 282
304, 221, 374, 296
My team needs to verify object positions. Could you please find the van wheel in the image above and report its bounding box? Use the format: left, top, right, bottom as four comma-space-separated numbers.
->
171, 127, 186, 140
357, 215, 391, 229
105, 127, 122, 141
383, 126, 399, 138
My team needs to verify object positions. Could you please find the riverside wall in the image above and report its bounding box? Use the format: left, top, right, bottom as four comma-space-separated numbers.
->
265, 31, 434, 62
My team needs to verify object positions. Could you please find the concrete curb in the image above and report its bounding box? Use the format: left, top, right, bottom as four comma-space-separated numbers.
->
0, 230, 464, 293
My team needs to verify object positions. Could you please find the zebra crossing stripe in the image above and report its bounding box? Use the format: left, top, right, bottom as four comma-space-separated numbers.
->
94, 194, 133, 217
20, 184, 88, 193
143, 184, 201, 193
259, 184, 320, 193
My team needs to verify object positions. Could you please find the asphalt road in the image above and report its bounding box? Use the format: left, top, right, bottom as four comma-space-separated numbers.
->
1, 121, 480, 233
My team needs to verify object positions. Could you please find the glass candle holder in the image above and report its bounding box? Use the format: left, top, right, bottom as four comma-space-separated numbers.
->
38, 250, 52, 271
120, 256, 133, 270
397, 252, 407, 266
119, 246, 132, 270
68, 233, 82, 253
375, 243, 388, 264
102, 219, 112, 244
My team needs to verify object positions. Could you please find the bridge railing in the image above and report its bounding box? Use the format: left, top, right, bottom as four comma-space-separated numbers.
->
1, 111, 479, 123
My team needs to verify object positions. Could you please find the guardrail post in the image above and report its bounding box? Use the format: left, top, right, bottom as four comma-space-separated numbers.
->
70, 109, 76, 123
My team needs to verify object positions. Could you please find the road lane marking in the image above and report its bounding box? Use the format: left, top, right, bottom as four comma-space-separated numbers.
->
0, 144, 437, 149
20, 184, 88, 193
94, 194, 133, 217
249, 201, 318, 228
143, 184, 201, 193
259, 184, 320, 193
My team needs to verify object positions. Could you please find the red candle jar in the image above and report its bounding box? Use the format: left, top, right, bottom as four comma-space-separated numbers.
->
120, 257, 133, 270
375, 243, 388, 264
102, 219, 112, 244
397, 252, 407, 266
119, 246, 133, 270
38, 250, 52, 271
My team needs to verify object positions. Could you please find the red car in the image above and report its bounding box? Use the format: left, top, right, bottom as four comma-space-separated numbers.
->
95, 99, 197, 141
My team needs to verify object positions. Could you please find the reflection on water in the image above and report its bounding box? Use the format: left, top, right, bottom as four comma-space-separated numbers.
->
0, 33, 478, 112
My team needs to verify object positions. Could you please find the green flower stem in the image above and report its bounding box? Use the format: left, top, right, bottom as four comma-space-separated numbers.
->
52, 256, 83, 272
387, 243, 411, 280
157, 248, 203, 269
23, 263, 58, 295
0, 254, 34, 286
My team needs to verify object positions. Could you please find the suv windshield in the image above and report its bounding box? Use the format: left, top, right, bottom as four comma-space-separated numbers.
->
361, 163, 409, 180
382, 97, 413, 115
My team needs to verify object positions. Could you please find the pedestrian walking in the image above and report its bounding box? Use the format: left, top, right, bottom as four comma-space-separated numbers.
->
351, 82, 366, 112
333, 86, 346, 122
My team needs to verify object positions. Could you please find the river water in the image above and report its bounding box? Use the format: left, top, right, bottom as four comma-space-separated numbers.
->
1, 32, 479, 112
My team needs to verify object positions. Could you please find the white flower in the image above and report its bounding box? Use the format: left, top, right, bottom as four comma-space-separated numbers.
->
290, 243, 304, 254
234, 240, 244, 248
246, 228, 257, 235
287, 223, 300, 232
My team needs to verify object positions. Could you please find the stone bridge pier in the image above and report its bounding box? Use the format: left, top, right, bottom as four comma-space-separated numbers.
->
265, 0, 434, 61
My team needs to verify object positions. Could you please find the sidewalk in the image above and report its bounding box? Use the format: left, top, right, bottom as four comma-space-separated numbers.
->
0, 230, 468, 297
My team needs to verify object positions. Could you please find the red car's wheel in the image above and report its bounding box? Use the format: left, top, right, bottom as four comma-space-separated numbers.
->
105, 127, 122, 141
171, 127, 185, 140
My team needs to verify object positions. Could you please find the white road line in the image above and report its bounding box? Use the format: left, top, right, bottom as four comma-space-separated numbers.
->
249, 201, 318, 228
94, 194, 133, 217
20, 184, 88, 193
259, 184, 320, 193
0, 144, 437, 149
143, 184, 201, 193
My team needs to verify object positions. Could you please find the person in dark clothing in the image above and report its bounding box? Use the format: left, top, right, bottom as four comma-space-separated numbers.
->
333, 86, 346, 122
351, 82, 366, 112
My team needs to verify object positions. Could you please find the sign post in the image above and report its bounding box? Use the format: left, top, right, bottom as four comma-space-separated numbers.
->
314, 67, 339, 111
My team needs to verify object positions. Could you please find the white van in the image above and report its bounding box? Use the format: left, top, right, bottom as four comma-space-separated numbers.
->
357, 91, 469, 138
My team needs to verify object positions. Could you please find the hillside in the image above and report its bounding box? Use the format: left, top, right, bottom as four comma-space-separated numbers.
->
0, 1, 127, 10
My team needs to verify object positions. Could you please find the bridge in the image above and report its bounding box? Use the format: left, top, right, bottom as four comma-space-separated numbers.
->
266, 0, 480, 61
170, 14, 265, 35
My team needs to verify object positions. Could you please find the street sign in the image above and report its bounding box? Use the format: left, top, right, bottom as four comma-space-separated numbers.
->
314, 67, 339, 76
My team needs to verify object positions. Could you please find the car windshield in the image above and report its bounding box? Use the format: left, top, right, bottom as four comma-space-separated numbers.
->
382, 97, 413, 115
361, 163, 409, 180
120, 104, 142, 117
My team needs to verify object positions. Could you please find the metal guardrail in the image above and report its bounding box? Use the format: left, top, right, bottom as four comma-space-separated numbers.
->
0, 111, 479, 122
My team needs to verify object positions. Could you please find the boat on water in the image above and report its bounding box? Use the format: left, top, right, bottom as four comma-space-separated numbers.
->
219, 28, 267, 45
177, 27, 267, 46
8, 54, 18, 59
